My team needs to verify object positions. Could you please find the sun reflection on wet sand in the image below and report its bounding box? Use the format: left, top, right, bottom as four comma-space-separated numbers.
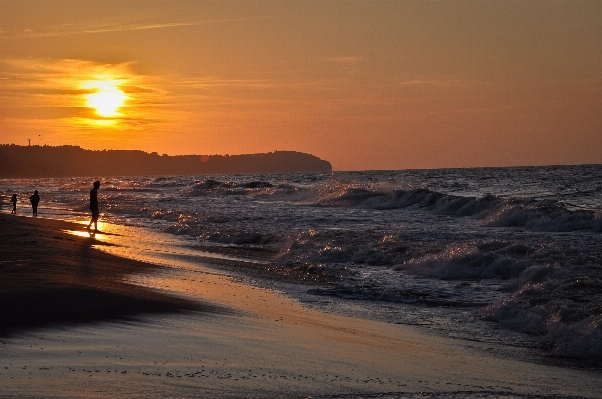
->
64, 229, 93, 238
64, 222, 111, 238
62, 221, 274, 310
64, 221, 252, 271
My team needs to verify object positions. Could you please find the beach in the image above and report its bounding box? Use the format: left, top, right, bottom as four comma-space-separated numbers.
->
1, 213, 601, 398
2, 0, 601, 396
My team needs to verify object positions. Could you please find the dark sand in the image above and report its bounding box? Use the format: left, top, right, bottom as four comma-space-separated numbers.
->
0, 214, 215, 335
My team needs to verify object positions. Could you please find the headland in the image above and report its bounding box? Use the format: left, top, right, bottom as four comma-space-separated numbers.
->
0, 144, 332, 178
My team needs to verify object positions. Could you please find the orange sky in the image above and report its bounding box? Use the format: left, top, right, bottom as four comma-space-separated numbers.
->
1, 1, 601, 170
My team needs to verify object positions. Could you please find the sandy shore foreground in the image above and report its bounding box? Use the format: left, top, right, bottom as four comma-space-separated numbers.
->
0, 214, 215, 335
1, 214, 601, 398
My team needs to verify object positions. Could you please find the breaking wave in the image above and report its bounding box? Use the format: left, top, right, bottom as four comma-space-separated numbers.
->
312, 186, 602, 233
482, 271, 602, 362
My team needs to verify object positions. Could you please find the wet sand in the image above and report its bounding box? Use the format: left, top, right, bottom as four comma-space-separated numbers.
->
1, 213, 601, 398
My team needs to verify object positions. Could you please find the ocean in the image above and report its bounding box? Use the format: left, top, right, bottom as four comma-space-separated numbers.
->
2, 165, 601, 366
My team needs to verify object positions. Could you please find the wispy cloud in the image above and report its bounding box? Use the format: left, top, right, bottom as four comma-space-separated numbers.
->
173, 77, 324, 90
2, 16, 271, 39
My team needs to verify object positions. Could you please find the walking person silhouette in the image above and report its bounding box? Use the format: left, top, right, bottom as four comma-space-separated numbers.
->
30, 190, 40, 216
10, 194, 17, 213
87, 181, 101, 231
10, 194, 17, 214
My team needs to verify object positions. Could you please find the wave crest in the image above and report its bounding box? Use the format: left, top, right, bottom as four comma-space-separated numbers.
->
312, 186, 601, 233
482, 274, 602, 363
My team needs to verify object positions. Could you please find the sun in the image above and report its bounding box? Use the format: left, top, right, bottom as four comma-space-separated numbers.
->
82, 80, 127, 117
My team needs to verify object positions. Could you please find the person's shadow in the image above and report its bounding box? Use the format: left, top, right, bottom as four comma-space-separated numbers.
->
79, 235, 97, 279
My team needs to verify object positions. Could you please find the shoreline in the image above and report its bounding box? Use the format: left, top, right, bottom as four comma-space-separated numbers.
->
1, 213, 601, 398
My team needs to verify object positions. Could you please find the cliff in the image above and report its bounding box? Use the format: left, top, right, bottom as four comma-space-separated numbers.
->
0, 145, 332, 178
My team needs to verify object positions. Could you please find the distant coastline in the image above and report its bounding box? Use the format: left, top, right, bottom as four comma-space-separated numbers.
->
0, 144, 332, 178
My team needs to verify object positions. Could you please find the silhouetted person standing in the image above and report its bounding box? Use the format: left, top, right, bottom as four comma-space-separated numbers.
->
87, 181, 101, 231
10, 194, 17, 214
30, 190, 40, 216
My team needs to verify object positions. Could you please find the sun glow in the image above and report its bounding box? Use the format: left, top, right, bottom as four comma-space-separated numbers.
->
82, 80, 127, 117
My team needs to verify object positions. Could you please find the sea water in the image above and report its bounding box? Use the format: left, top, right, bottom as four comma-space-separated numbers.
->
2, 165, 601, 365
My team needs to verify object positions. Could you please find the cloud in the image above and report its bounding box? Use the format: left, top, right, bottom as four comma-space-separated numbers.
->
0, 16, 271, 39
0, 58, 165, 131
173, 76, 324, 91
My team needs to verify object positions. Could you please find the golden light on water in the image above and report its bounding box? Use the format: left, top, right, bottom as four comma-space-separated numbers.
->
82, 80, 127, 118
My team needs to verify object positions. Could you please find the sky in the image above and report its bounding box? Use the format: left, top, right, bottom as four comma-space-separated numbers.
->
1, 1, 601, 170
